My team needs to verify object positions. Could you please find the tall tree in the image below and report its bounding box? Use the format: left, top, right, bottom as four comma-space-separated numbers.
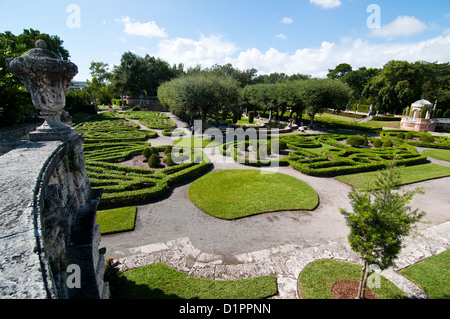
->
327, 63, 353, 80
111, 52, 179, 97
340, 159, 426, 299
206, 63, 257, 87
158, 73, 239, 130
363, 60, 423, 114
88, 61, 113, 105
301, 79, 351, 128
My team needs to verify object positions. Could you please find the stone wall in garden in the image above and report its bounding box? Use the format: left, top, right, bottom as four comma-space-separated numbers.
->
0, 134, 109, 299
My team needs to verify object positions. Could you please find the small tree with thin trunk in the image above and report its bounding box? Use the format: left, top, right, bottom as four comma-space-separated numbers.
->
339, 158, 426, 299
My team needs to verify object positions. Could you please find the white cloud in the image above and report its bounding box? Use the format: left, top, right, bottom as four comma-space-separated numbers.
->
371, 16, 428, 40
310, 0, 342, 9
280, 17, 293, 24
116, 16, 168, 38
151, 30, 450, 78
155, 34, 239, 68
228, 32, 450, 77
276, 33, 287, 40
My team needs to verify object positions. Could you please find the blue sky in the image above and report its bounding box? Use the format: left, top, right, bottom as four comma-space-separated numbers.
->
1, 0, 450, 81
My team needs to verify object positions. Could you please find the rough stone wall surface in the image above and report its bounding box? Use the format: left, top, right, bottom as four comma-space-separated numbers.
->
0, 135, 107, 299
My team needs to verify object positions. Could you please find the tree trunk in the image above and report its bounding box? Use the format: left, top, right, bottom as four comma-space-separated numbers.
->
308, 113, 315, 129
357, 261, 370, 299
201, 110, 207, 133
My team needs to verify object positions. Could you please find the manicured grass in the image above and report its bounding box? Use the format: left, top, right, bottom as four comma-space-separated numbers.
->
298, 259, 407, 299
174, 136, 223, 148
400, 249, 450, 299
112, 263, 278, 299
423, 149, 450, 162
188, 170, 319, 220
367, 120, 401, 129
97, 206, 137, 235
316, 113, 358, 123
336, 163, 450, 191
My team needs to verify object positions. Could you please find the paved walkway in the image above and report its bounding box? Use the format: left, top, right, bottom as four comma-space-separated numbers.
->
100, 112, 450, 299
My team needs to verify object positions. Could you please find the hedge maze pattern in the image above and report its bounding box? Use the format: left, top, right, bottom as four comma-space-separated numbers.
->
76, 112, 210, 209
221, 132, 430, 177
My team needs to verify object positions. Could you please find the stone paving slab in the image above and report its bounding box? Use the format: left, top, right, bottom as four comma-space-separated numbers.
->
115, 222, 449, 299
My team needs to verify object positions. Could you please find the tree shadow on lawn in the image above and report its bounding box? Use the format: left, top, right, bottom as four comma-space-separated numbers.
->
110, 276, 187, 299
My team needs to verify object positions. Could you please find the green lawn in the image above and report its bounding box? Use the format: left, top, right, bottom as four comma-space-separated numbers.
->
423, 149, 450, 162
298, 259, 407, 299
111, 263, 278, 299
174, 136, 223, 148
316, 113, 358, 123
97, 206, 137, 235
336, 163, 450, 191
400, 249, 450, 299
188, 170, 319, 220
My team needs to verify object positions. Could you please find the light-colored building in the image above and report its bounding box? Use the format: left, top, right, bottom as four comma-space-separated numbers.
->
400, 99, 437, 132
69, 81, 88, 90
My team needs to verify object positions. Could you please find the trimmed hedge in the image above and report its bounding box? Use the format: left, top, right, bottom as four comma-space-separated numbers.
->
380, 130, 450, 150
220, 133, 428, 177
88, 146, 211, 209
77, 113, 211, 209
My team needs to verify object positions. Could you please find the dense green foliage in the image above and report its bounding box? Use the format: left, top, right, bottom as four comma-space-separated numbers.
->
158, 72, 240, 129
329, 61, 450, 115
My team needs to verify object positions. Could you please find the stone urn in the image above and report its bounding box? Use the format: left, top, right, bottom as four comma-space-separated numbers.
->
7, 40, 78, 141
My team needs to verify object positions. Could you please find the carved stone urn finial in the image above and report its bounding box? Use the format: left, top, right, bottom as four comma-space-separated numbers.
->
7, 40, 79, 141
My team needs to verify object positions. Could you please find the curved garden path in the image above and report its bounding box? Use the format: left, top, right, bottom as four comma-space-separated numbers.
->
100, 112, 450, 299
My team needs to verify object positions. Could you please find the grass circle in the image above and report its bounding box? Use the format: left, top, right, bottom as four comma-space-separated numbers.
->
188, 169, 319, 220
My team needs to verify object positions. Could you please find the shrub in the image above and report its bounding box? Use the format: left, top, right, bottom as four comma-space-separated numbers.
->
164, 145, 173, 155
279, 139, 287, 150
248, 111, 255, 124
383, 139, 393, 148
420, 134, 435, 143
150, 147, 158, 155
406, 132, 414, 140
397, 132, 405, 139
164, 154, 175, 167
373, 139, 382, 148
232, 112, 239, 124
346, 135, 367, 147
148, 154, 160, 168
142, 147, 152, 159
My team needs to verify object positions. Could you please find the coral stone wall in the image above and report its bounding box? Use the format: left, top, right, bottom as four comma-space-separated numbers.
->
0, 134, 108, 299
